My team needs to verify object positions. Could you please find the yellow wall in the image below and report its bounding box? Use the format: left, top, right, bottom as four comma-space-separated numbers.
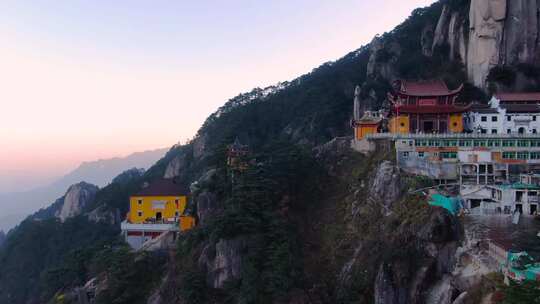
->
129, 195, 188, 223
449, 114, 464, 133
355, 125, 378, 140
180, 216, 196, 231
389, 116, 409, 134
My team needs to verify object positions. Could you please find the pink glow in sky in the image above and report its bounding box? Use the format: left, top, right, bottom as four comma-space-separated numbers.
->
0, 0, 435, 190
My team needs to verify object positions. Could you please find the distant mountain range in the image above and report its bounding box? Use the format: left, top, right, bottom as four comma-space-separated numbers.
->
0, 148, 168, 232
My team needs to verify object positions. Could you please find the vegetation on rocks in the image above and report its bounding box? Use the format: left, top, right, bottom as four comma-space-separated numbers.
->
4, 0, 540, 303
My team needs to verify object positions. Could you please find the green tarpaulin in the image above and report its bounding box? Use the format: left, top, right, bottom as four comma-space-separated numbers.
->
429, 194, 462, 215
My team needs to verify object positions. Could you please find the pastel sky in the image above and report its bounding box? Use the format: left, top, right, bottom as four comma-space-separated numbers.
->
0, 0, 434, 192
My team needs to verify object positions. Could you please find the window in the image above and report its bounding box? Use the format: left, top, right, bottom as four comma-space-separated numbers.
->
517, 152, 529, 160
534, 129, 538, 134
417, 140, 427, 147
517, 140, 530, 147
534, 116, 537, 121
481, 116, 487, 122
531, 152, 540, 159
502, 140, 515, 147
175, 199, 179, 205
440, 152, 457, 159
138, 199, 143, 205
137, 211, 143, 217
492, 116, 498, 122
474, 140, 486, 147
447, 140, 458, 147
175, 211, 180, 217
480, 129, 487, 134
402, 152, 409, 158
492, 129, 498, 134
507, 116, 512, 121
418, 152, 425, 158
507, 129, 512, 134
459, 140, 472, 147
503, 152, 516, 159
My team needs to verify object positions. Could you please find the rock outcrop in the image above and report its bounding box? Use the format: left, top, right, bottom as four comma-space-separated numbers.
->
372, 209, 460, 304
504, 0, 539, 65
57, 182, 99, 222
432, 5, 451, 53
374, 263, 399, 304
431, 4, 467, 63
112, 167, 144, 184
198, 237, 248, 288
163, 152, 187, 179
140, 231, 177, 252
421, 24, 435, 57
426, 0, 540, 89
366, 37, 400, 81
368, 161, 402, 214
467, 0, 507, 88
196, 191, 221, 226
192, 134, 208, 159
466, 0, 540, 88
86, 205, 121, 225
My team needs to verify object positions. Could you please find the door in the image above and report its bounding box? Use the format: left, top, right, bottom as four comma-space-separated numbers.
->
439, 121, 447, 133
531, 204, 537, 215
516, 191, 524, 202
516, 204, 523, 214
156, 212, 162, 222
423, 121, 434, 133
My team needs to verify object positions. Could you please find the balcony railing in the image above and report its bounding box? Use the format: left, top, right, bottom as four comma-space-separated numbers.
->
366, 133, 540, 140
120, 220, 179, 232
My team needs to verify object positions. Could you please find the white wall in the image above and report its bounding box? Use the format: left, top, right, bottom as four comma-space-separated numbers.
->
466, 97, 540, 134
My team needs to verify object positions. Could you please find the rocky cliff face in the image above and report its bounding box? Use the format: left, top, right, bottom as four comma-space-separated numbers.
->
334, 155, 462, 304
366, 37, 401, 81
366, 0, 540, 91
198, 237, 248, 288
86, 205, 121, 225
163, 153, 187, 179
447, 0, 540, 89
57, 182, 99, 222
467, 0, 508, 88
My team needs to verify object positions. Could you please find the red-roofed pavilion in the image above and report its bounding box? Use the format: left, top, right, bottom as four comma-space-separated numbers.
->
388, 80, 470, 134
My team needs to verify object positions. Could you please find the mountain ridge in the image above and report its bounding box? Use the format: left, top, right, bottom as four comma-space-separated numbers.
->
2, 0, 540, 303
0, 148, 167, 232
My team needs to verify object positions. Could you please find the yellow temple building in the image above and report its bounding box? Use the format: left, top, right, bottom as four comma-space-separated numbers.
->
121, 179, 196, 249
387, 80, 470, 134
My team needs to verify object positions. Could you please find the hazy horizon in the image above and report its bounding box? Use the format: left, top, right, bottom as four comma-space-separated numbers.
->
0, 147, 169, 193
1, 0, 435, 192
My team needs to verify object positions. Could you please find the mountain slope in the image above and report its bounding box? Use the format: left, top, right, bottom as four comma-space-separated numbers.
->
0, 148, 167, 232
2, 0, 540, 303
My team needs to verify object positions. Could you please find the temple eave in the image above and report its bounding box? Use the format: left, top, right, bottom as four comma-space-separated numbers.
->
393, 105, 471, 114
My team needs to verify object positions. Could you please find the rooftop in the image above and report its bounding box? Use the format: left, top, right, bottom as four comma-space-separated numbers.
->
396, 80, 463, 97
501, 104, 540, 113
133, 179, 190, 197
490, 183, 540, 190
393, 104, 471, 114
470, 103, 498, 114
495, 92, 540, 102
